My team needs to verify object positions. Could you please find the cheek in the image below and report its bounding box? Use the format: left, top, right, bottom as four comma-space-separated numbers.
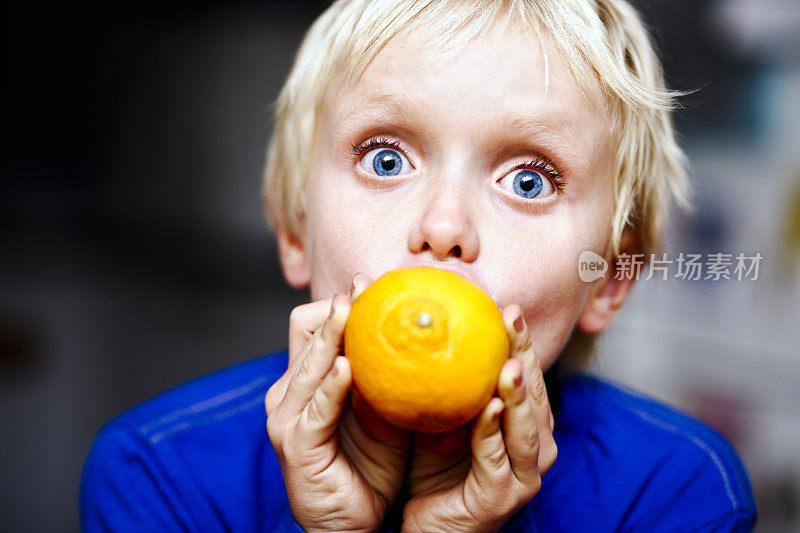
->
488, 218, 604, 370
306, 206, 362, 299
526, 268, 590, 370
304, 176, 357, 299
305, 179, 401, 300
508, 250, 587, 357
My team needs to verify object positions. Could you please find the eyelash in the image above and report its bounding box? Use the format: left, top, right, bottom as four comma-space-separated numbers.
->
510, 158, 566, 192
349, 136, 404, 159
349, 136, 566, 191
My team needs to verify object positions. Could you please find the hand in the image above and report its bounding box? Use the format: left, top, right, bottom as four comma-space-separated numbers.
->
265, 274, 410, 533
402, 305, 558, 533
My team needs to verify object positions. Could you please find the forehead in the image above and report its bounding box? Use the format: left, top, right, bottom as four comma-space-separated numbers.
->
324, 22, 609, 140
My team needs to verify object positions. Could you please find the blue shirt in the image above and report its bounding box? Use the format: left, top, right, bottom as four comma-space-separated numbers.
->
80, 351, 756, 532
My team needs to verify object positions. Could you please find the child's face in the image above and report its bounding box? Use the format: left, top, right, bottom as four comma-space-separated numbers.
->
281, 24, 624, 371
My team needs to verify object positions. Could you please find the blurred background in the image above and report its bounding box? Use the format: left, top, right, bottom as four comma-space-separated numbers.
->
1, 0, 798, 531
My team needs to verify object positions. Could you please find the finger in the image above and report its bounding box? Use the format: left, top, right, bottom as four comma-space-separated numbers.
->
528, 352, 558, 473
502, 305, 534, 356
350, 272, 374, 302
265, 379, 286, 417
497, 358, 541, 485
298, 356, 352, 448
288, 298, 333, 366
286, 273, 372, 366
280, 274, 370, 414
469, 397, 509, 489
502, 306, 558, 473
502, 306, 552, 430
281, 294, 351, 415
267, 357, 309, 416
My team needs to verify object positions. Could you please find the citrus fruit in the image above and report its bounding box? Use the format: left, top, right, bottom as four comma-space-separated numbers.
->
344, 267, 509, 433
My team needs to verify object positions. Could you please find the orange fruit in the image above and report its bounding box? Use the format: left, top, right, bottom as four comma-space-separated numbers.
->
344, 267, 509, 433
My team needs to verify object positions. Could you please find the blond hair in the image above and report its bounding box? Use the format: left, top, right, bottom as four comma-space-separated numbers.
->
263, 0, 691, 257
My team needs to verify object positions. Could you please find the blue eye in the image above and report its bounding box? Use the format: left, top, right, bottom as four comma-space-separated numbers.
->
374, 149, 401, 176
497, 168, 555, 199
359, 147, 413, 177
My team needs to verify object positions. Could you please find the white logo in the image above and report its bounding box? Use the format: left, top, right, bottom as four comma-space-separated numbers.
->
578, 250, 608, 282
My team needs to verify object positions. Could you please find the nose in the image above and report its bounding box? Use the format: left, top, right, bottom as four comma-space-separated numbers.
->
407, 180, 480, 262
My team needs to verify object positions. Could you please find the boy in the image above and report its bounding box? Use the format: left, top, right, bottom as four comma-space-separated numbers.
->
81, 0, 757, 531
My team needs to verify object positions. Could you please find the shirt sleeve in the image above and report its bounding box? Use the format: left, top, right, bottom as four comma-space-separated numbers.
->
612, 443, 757, 533
80, 423, 218, 532
81, 422, 312, 533
276, 508, 307, 533
688, 511, 757, 533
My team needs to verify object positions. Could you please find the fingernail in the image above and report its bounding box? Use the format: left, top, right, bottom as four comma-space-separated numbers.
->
329, 298, 337, 319
349, 279, 356, 295
514, 315, 525, 333
492, 407, 502, 422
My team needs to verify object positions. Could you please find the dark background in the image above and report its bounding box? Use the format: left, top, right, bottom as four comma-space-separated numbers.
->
2, 1, 799, 531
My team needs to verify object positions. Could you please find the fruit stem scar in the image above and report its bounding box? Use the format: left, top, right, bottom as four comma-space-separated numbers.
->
415, 312, 433, 328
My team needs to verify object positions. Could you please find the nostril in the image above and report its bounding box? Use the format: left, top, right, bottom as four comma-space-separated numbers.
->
418, 242, 463, 259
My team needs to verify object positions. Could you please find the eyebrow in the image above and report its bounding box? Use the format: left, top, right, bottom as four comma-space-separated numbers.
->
494, 113, 577, 141
492, 112, 589, 170
339, 93, 431, 127
341, 92, 577, 136
337, 92, 587, 170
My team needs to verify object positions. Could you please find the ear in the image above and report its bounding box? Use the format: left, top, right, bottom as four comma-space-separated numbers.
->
275, 223, 310, 289
576, 229, 640, 335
